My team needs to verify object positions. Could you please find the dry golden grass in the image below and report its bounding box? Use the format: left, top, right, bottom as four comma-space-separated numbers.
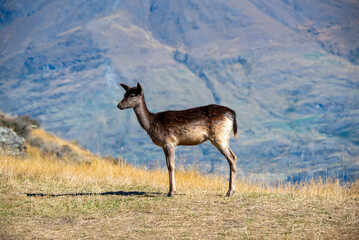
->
30, 129, 93, 158
3, 145, 357, 200
1, 146, 358, 239
2, 145, 226, 194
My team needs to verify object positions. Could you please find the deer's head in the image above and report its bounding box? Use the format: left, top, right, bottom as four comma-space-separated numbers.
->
117, 82, 143, 110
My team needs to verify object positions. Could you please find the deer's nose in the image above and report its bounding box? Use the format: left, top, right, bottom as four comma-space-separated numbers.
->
117, 103, 124, 110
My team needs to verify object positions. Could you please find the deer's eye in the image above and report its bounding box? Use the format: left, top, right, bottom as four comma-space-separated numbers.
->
129, 94, 135, 98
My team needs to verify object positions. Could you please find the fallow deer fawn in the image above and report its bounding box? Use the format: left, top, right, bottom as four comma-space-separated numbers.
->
118, 83, 238, 197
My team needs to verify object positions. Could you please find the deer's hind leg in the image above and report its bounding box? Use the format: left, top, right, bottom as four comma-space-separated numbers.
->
210, 138, 237, 197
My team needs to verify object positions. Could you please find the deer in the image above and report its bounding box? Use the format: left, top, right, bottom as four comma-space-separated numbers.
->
117, 83, 238, 197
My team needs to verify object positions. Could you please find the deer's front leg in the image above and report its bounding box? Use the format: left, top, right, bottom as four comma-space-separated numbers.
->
163, 145, 176, 197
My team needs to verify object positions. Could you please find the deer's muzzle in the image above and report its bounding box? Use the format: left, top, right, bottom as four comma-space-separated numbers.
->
117, 103, 125, 110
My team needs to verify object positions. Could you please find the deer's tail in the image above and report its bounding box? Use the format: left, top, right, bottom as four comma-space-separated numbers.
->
232, 110, 238, 139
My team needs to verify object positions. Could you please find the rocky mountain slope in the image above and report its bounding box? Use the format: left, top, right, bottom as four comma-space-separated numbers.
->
1, 0, 358, 182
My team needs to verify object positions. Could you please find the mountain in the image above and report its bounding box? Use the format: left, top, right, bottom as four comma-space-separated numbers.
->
1, 0, 358, 183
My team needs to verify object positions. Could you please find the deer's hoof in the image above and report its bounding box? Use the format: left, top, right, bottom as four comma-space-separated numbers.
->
167, 192, 175, 197
226, 190, 235, 197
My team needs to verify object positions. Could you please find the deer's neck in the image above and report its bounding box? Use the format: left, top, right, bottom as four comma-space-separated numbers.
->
133, 96, 152, 133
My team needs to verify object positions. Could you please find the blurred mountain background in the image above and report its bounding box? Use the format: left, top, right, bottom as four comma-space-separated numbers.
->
1, 0, 358, 183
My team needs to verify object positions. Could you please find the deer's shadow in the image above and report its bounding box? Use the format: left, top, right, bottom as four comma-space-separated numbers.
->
26, 190, 163, 197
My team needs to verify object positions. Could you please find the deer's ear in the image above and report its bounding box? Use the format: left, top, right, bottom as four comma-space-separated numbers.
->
120, 84, 130, 91
136, 82, 143, 95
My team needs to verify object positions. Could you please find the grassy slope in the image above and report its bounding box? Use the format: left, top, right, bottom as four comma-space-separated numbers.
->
30, 128, 94, 159
0, 144, 358, 239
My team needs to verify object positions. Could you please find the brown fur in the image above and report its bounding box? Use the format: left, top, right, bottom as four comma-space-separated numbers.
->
118, 83, 238, 197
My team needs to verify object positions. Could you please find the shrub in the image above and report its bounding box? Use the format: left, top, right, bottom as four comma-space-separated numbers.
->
0, 112, 41, 138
